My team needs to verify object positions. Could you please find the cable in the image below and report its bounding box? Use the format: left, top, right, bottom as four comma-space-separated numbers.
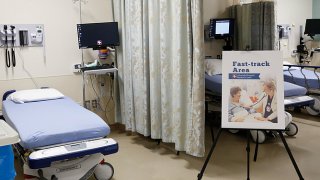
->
17, 49, 39, 88
89, 75, 100, 99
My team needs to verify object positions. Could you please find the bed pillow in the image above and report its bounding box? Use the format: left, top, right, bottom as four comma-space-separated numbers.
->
283, 61, 300, 71
7, 88, 64, 104
205, 59, 222, 76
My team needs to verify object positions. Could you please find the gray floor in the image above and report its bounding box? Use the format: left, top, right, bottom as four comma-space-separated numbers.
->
15, 111, 320, 180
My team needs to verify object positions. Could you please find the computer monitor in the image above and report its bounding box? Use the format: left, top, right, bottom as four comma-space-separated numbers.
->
77, 22, 120, 49
304, 19, 320, 37
209, 18, 235, 39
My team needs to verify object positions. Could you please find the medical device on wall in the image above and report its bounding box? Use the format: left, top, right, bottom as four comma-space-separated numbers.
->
30, 26, 43, 44
277, 24, 291, 39
209, 18, 235, 51
2, 25, 11, 67
0, 24, 45, 68
0, 24, 44, 48
77, 22, 120, 49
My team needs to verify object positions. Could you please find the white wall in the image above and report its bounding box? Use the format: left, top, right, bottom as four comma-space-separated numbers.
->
277, 0, 314, 63
0, 0, 113, 110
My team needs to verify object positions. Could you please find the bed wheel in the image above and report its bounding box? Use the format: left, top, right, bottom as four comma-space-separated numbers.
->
250, 130, 267, 144
285, 123, 298, 136
228, 129, 240, 134
94, 162, 114, 180
306, 95, 320, 116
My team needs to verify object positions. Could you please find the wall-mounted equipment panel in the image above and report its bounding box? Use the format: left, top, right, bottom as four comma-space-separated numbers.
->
0, 24, 44, 48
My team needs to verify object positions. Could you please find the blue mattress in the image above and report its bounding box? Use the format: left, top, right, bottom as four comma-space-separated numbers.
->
205, 74, 222, 94
205, 74, 307, 97
2, 97, 110, 149
284, 69, 320, 89
283, 81, 307, 97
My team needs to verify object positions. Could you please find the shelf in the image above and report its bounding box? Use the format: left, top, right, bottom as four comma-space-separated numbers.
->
83, 67, 118, 75
0, 120, 20, 146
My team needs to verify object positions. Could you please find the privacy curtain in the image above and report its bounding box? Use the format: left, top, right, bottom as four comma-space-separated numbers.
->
113, 0, 205, 157
230, 1, 275, 50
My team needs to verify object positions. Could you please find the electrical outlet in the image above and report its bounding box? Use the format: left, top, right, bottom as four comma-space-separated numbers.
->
100, 83, 106, 97
72, 63, 82, 73
92, 99, 98, 109
84, 100, 91, 109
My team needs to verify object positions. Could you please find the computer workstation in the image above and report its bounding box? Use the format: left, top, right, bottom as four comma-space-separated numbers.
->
77, 22, 120, 107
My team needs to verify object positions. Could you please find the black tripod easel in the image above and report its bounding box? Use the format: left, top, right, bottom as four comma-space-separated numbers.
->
197, 127, 304, 180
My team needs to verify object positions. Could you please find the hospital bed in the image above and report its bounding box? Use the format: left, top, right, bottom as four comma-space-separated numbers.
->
204, 59, 315, 143
283, 64, 320, 115
1, 88, 118, 180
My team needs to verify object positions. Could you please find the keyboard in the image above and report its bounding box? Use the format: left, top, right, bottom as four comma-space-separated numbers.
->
81, 64, 114, 72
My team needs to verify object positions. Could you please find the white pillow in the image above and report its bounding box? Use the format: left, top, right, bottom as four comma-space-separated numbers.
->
205, 59, 222, 76
283, 61, 300, 71
7, 88, 64, 104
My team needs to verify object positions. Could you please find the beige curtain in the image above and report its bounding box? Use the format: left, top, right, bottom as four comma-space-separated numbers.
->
232, 0, 274, 5
113, 0, 205, 157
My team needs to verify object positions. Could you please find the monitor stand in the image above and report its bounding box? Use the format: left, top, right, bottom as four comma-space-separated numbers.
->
223, 37, 233, 51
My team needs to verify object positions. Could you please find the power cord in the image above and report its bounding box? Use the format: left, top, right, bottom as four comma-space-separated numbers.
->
87, 74, 115, 124
17, 48, 39, 88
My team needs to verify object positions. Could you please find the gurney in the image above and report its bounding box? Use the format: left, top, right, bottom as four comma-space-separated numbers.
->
1, 89, 118, 180
283, 64, 320, 115
205, 74, 314, 108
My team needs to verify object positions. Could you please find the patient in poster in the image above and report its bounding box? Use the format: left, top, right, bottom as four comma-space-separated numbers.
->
228, 86, 253, 122
228, 78, 277, 123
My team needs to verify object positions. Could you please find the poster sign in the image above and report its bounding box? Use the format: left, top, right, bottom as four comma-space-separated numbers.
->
222, 51, 285, 130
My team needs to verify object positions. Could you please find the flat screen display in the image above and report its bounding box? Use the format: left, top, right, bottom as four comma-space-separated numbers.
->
209, 18, 234, 39
77, 22, 120, 49
304, 19, 320, 36
215, 21, 230, 35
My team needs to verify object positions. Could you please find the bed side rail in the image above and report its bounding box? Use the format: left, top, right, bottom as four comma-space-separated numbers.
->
28, 138, 118, 169
283, 64, 320, 91
284, 95, 314, 108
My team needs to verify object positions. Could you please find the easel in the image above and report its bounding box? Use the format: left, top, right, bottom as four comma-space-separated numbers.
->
197, 127, 304, 180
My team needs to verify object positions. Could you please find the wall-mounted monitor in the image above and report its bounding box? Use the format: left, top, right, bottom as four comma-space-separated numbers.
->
77, 22, 120, 49
209, 18, 235, 39
304, 19, 320, 37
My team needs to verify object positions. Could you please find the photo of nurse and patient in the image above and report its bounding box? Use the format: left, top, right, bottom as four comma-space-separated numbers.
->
228, 79, 278, 123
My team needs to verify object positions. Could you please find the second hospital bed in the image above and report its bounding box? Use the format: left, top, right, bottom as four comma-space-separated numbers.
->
1, 88, 118, 180
283, 64, 320, 115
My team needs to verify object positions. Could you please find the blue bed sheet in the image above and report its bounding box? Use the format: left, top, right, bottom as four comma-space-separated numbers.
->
284, 69, 320, 89
2, 97, 110, 149
205, 74, 222, 94
205, 74, 307, 97
284, 81, 307, 97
